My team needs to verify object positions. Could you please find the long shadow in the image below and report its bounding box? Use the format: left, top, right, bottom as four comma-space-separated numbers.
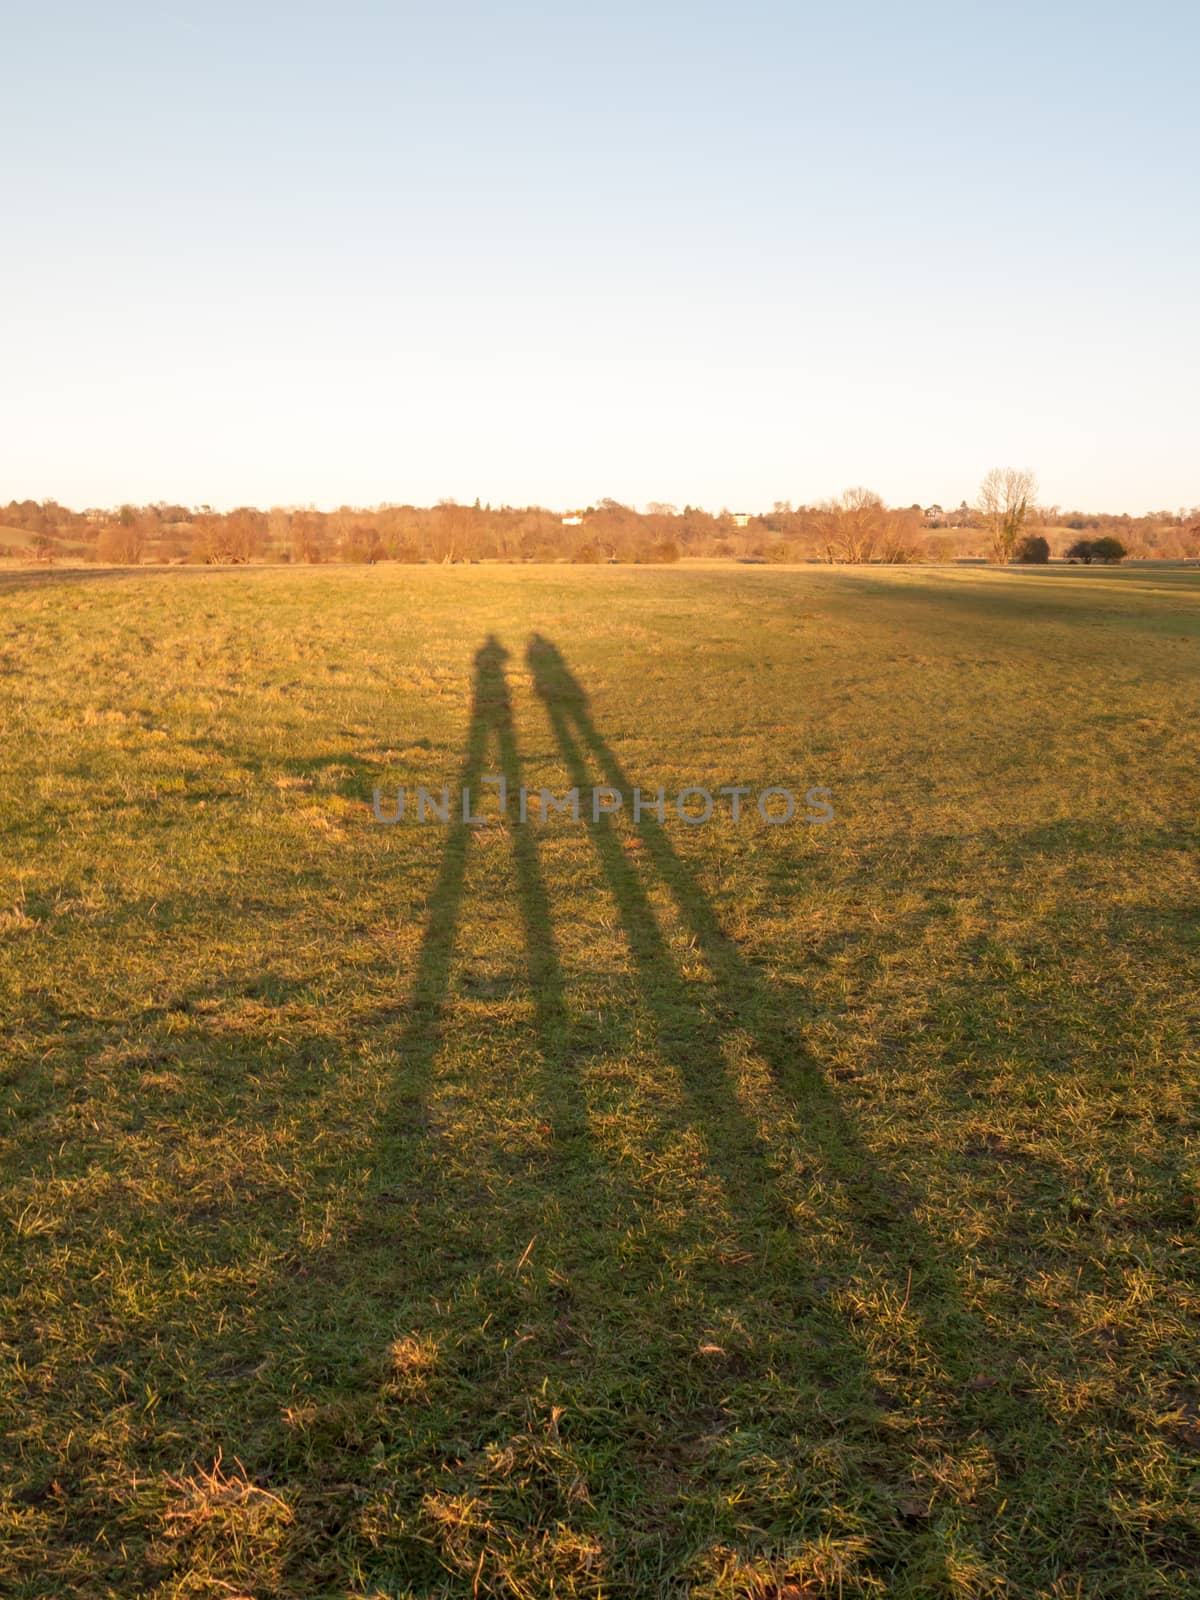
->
382, 642, 501, 1014
14, 631, 1189, 1595
838, 567, 1200, 642
265, 636, 929, 1594
525, 633, 1135, 1590
270, 630, 1150, 1593
266, 637, 641, 1593
527, 633, 959, 1286
6, 633, 615, 1597
378, 645, 962, 1593
0, 564, 253, 594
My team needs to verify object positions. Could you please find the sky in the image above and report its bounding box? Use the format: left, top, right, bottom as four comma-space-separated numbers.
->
3, 0, 1198, 515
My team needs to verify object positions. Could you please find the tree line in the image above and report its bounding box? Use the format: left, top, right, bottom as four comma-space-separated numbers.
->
3, 477, 1199, 566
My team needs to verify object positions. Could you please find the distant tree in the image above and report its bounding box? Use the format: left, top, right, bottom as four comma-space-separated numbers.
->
96, 519, 146, 564
879, 538, 919, 564
9, 490, 1167, 568
979, 467, 1037, 563
1090, 535, 1128, 563
880, 506, 925, 563
226, 508, 267, 562
1065, 538, 1096, 563
430, 501, 471, 562
814, 487, 889, 563
290, 510, 329, 564
4, 499, 49, 533
267, 507, 292, 556
339, 521, 381, 562
185, 508, 264, 563
1014, 533, 1050, 563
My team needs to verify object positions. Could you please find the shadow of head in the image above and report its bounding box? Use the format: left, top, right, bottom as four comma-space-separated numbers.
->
474, 633, 508, 672
471, 634, 513, 717
526, 633, 589, 710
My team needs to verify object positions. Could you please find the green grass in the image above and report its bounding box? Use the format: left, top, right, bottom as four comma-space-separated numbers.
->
1, 563, 1198, 1599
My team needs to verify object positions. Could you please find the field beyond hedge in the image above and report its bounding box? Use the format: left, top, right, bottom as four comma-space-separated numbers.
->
1, 563, 1198, 1599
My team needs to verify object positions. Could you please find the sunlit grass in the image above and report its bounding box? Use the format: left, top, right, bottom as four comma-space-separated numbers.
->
1, 563, 1198, 1598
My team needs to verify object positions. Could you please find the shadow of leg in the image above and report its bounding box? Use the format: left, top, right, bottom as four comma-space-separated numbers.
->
525, 631, 1119, 1593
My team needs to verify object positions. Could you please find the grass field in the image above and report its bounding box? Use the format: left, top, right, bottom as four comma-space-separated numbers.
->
1, 563, 1198, 1599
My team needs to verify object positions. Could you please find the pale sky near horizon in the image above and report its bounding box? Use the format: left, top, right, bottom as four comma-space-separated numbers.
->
3, 1, 1197, 515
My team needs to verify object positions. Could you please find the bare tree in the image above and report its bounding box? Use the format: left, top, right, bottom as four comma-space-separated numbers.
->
290, 510, 329, 564
979, 467, 1037, 563
814, 487, 888, 563
267, 507, 292, 558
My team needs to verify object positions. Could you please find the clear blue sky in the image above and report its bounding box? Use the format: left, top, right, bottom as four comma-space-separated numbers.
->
3, 1, 1197, 514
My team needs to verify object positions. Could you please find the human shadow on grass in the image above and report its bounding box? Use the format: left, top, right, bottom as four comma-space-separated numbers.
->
281, 635, 969, 1594
270, 634, 1163, 1596
0, 639, 521, 1597
262, 634, 612, 1593
526, 632, 953, 1285
8, 628, 1193, 1596
44, 635, 1163, 1597
263, 635, 927, 1598
522, 633, 1151, 1594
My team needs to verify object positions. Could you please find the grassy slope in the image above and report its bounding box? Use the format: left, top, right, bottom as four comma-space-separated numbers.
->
0, 564, 1197, 1599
